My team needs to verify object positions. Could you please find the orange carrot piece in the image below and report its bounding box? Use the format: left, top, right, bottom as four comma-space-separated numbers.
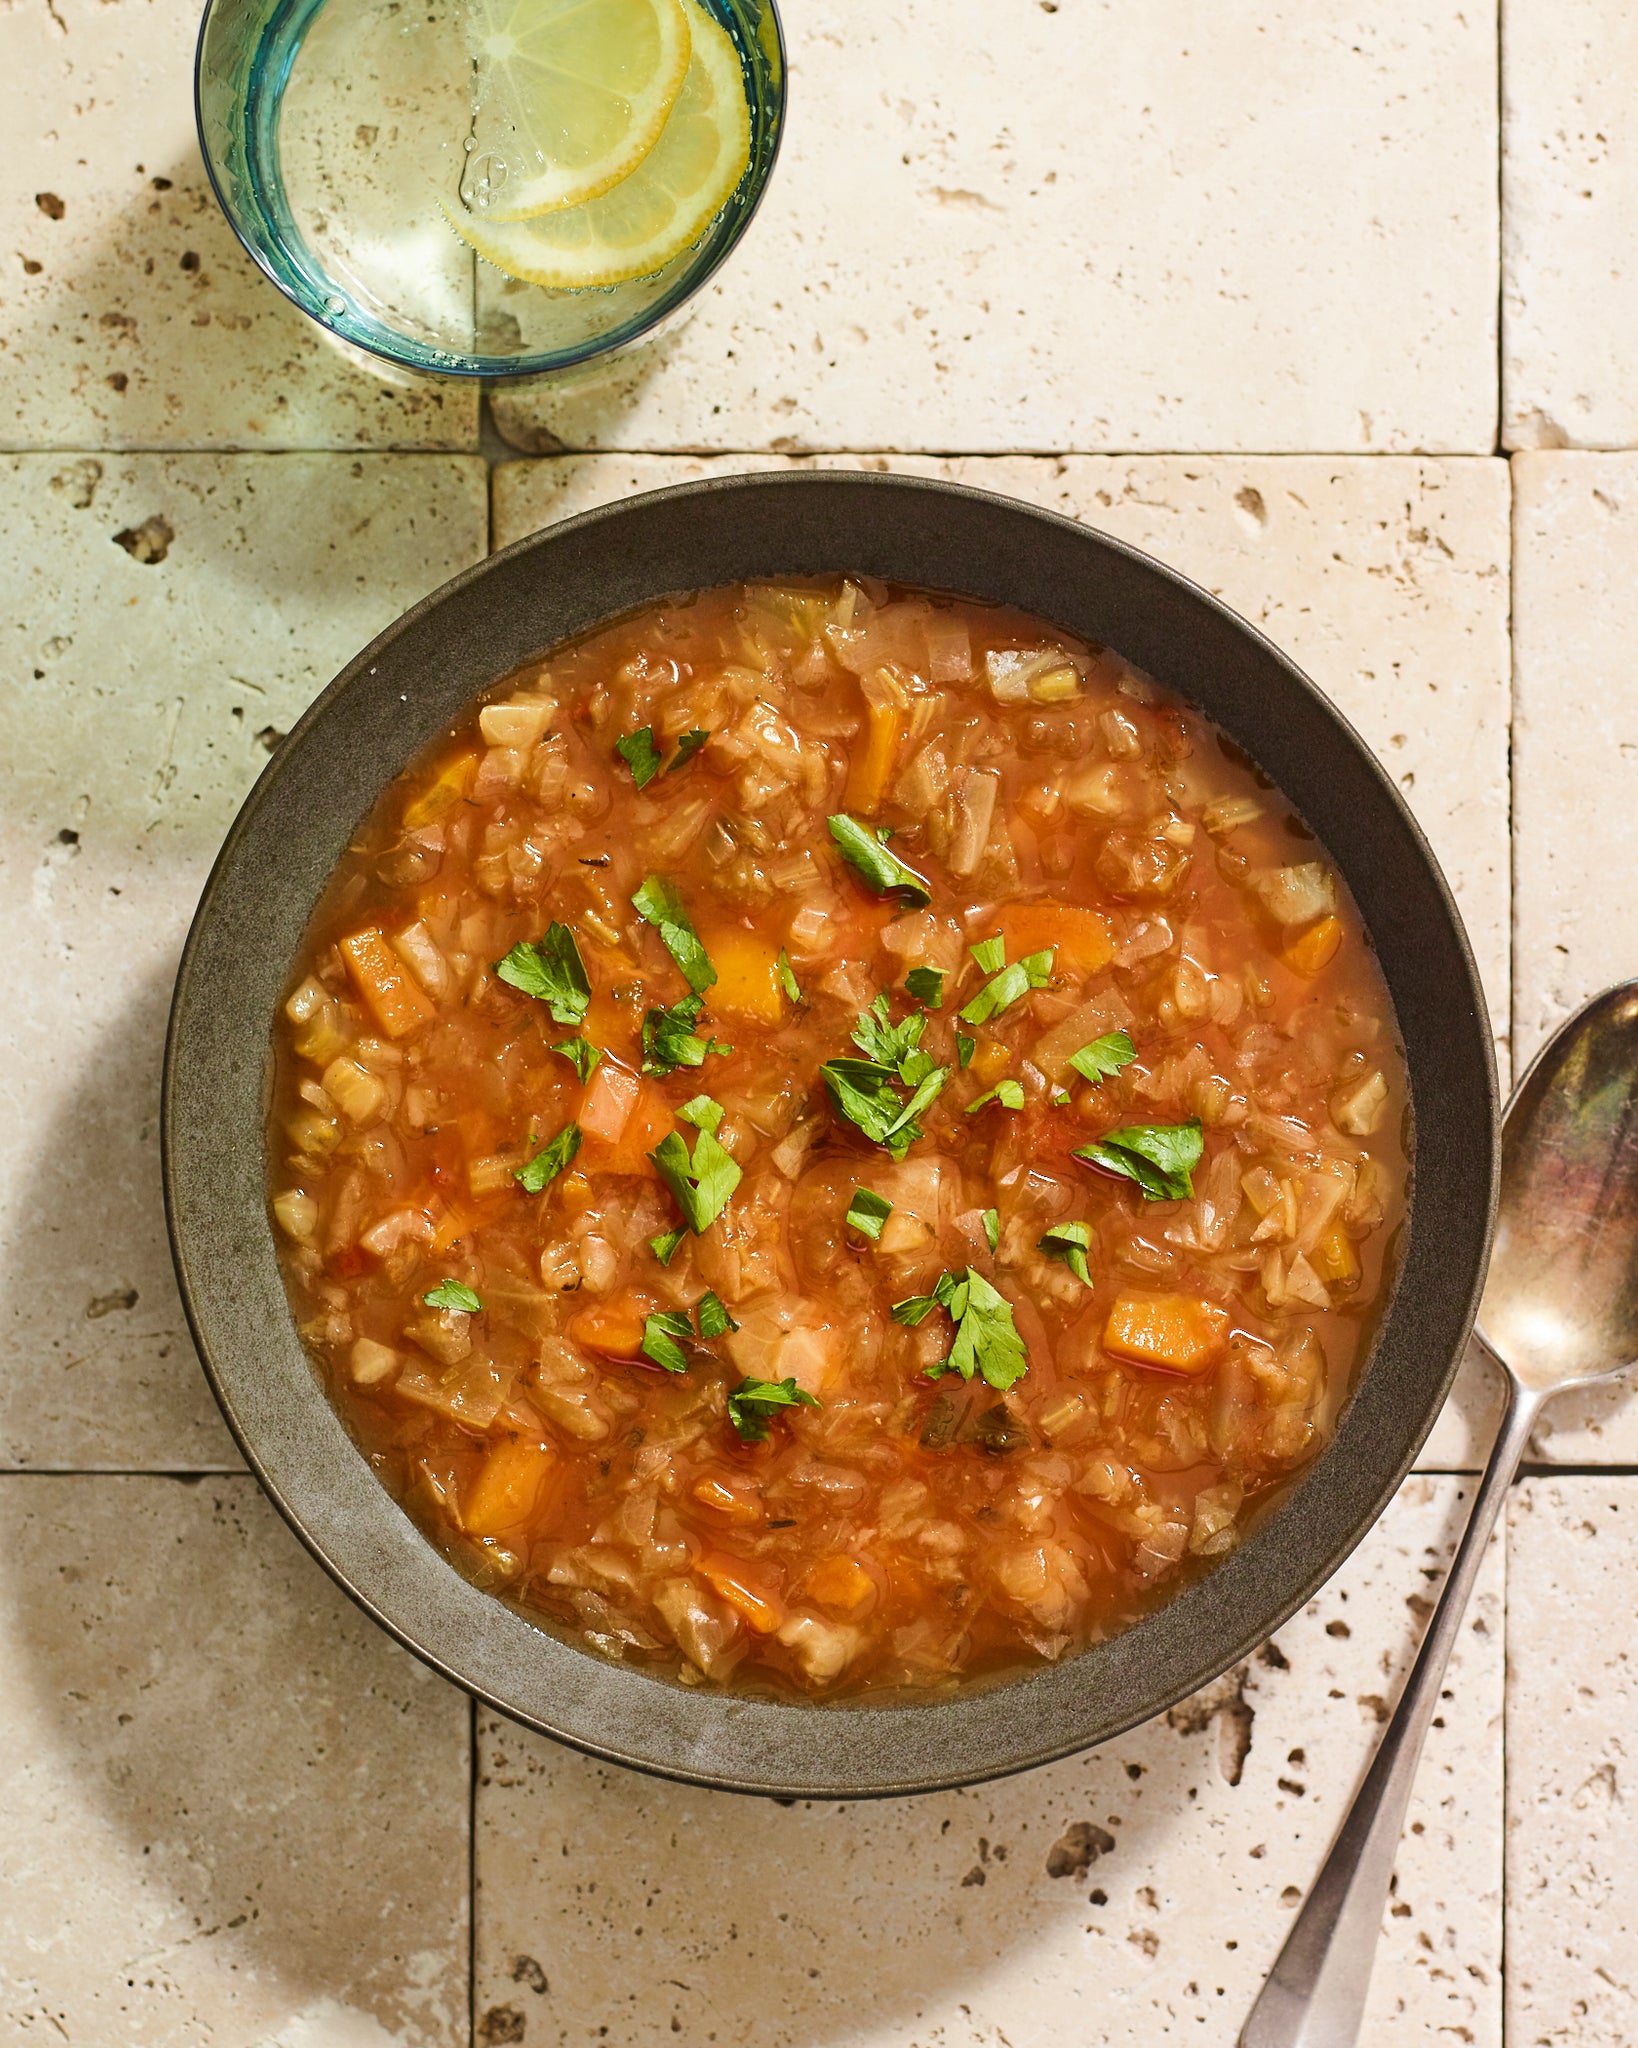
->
704, 928, 786, 1025
997, 902, 1114, 978
691, 1474, 764, 1524
698, 1554, 785, 1634
804, 1555, 876, 1615
578, 1074, 673, 1179
339, 928, 435, 1040
568, 1296, 647, 1361
401, 750, 477, 830
843, 674, 904, 815
1103, 1292, 1228, 1375
463, 1437, 554, 1538
1283, 915, 1342, 978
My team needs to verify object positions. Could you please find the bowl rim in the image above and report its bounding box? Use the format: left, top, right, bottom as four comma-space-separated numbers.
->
162, 467, 1497, 1798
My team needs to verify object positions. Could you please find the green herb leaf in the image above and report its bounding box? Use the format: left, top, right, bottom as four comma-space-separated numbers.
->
851, 993, 926, 1071
514, 1121, 582, 1193
890, 1270, 965, 1327
667, 729, 710, 772
906, 965, 945, 1009
970, 936, 1006, 975
777, 949, 802, 1003
1052, 1090, 1072, 1108
821, 1058, 907, 1148
1074, 1119, 1205, 1201
641, 994, 732, 1077
696, 1290, 739, 1339
982, 1208, 999, 1253
631, 875, 716, 996
845, 1187, 894, 1241
892, 1268, 1029, 1391
676, 1093, 724, 1133
726, 1375, 822, 1442
494, 923, 591, 1026
881, 1063, 950, 1158
827, 813, 932, 906
641, 1310, 694, 1374
423, 1278, 481, 1313
959, 948, 1055, 1025
1068, 1030, 1137, 1086
649, 1225, 687, 1266
1039, 1219, 1094, 1285
956, 1030, 976, 1069
966, 1077, 1025, 1114
616, 726, 663, 789
650, 1117, 741, 1233
551, 1035, 601, 1084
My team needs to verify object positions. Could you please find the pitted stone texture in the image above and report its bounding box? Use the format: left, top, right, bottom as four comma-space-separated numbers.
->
0, 454, 487, 1468
475, 1476, 1501, 2048
1511, 453, 1638, 1461
0, 1475, 468, 2046
1503, 4, 1638, 450
1506, 1479, 1638, 2048
0, 0, 476, 449
494, 450, 1512, 1466
491, 1, 1498, 456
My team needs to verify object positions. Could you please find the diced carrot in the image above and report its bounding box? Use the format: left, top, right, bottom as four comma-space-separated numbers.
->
582, 990, 641, 1060
843, 671, 905, 815
463, 1437, 555, 1538
401, 750, 477, 830
691, 1473, 764, 1524
1103, 1292, 1229, 1375
577, 1069, 673, 1179
568, 1296, 647, 1361
701, 927, 786, 1025
698, 1553, 785, 1634
997, 902, 1114, 978
427, 1203, 470, 1253
1283, 915, 1342, 978
1311, 1223, 1361, 1290
966, 1034, 1012, 1086
555, 1169, 594, 1215
339, 929, 435, 1040
578, 1058, 640, 1144
804, 1555, 876, 1616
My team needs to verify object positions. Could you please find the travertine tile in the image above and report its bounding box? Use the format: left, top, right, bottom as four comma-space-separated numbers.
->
492, 2, 1498, 456
1506, 1478, 1638, 2048
0, 1475, 468, 2046
0, 454, 488, 1468
494, 450, 1512, 1466
475, 1475, 1501, 2048
1503, 3, 1638, 449
0, 0, 477, 449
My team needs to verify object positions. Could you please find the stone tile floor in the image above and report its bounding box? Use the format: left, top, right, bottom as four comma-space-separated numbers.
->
5, 0, 1638, 2043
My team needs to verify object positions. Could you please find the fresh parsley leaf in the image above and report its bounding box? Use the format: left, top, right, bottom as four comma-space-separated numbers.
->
892, 1268, 1029, 1392
551, 1035, 601, 1084
676, 1093, 724, 1133
906, 965, 945, 1009
970, 936, 1006, 975
642, 1309, 694, 1374
982, 1207, 999, 1253
423, 1278, 481, 1313
641, 993, 732, 1077
650, 1225, 687, 1266
726, 1375, 822, 1442
1074, 1120, 1205, 1201
494, 923, 591, 1026
667, 729, 710, 772
1039, 1219, 1094, 1285
890, 1270, 965, 1326
845, 1187, 893, 1241
827, 813, 932, 906
956, 1030, 976, 1069
777, 948, 802, 1004
851, 993, 926, 1070
885, 1064, 951, 1151
631, 875, 717, 996
1052, 1089, 1072, 1108
966, 1077, 1025, 1114
1068, 1030, 1137, 1086
696, 1290, 739, 1339
650, 1116, 741, 1233
616, 726, 663, 789
958, 948, 1055, 1025
821, 1058, 907, 1147
514, 1121, 582, 1193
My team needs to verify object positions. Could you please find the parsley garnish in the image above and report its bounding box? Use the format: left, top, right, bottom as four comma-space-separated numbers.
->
822, 996, 950, 1159
851, 992, 927, 1068
1039, 1220, 1094, 1284
423, 1278, 481, 1313
632, 875, 716, 996
727, 1375, 821, 1442
514, 1121, 582, 1193
906, 965, 945, 1009
650, 1225, 687, 1266
891, 1268, 1029, 1391
956, 1030, 976, 1068
649, 1096, 741, 1232
1075, 1120, 1204, 1201
845, 1187, 893, 1241
697, 1290, 739, 1339
641, 993, 732, 1076
494, 924, 591, 1026
970, 936, 1006, 974
777, 948, 802, 1004
1052, 1089, 1072, 1108
958, 943, 1055, 1025
616, 727, 664, 789
642, 1309, 694, 1373
828, 814, 932, 906
1068, 1030, 1137, 1085
967, 1077, 1025, 1114
668, 729, 710, 772
551, 1035, 601, 1084
982, 1208, 999, 1253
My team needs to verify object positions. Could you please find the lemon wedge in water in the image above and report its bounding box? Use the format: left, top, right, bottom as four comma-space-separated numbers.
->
467, 0, 692, 221
448, 0, 751, 287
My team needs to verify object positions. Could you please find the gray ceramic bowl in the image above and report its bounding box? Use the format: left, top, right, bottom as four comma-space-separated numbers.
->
163, 470, 1496, 1799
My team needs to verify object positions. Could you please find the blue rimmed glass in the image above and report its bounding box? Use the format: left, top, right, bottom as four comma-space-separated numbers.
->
195, 0, 784, 380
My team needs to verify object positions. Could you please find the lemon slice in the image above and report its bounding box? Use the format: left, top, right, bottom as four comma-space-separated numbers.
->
447, 0, 752, 288
467, 0, 692, 221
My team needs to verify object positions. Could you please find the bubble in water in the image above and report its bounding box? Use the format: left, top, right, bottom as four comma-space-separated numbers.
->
324, 294, 347, 316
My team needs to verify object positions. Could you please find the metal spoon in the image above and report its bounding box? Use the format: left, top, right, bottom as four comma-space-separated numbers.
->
1240, 978, 1638, 2048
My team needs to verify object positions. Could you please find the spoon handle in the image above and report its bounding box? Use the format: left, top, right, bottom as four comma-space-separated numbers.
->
1238, 1372, 1541, 2048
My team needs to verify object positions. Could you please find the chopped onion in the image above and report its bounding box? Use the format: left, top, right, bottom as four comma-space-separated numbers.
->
1247, 862, 1336, 927
948, 767, 999, 877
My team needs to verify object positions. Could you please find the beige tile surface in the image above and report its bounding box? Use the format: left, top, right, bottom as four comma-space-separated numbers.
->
0, 0, 477, 449
494, 449, 1512, 1467
0, 1475, 469, 2046
1506, 1478, 1638, 2048
474, 1475, 1502, 2048
1503, 1, 1638, 450
0, 453, 488, 1469
491, 2, 1499, 457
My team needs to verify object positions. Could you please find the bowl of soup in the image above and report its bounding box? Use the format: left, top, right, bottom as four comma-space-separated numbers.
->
163, 470, 1495, 1796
